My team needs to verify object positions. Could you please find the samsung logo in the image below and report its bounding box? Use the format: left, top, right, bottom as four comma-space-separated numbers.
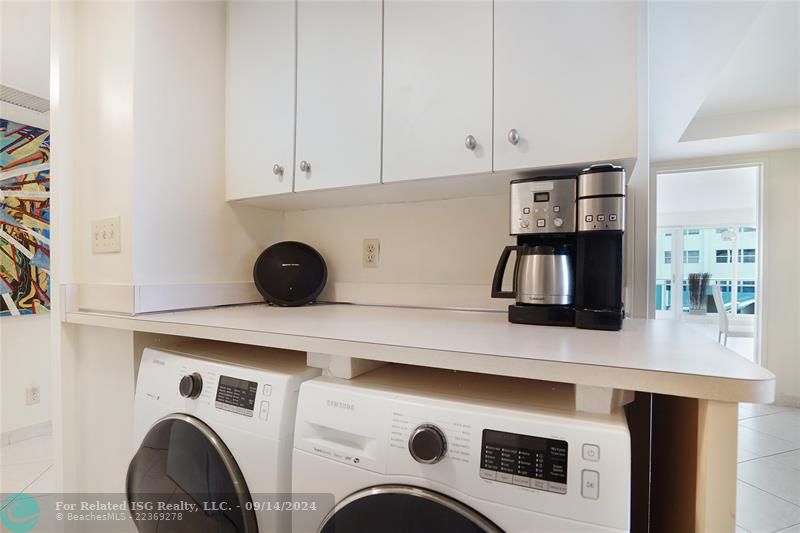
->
326, 399, 355, 411
152, 359, 166, 366
281, 263, 300, 267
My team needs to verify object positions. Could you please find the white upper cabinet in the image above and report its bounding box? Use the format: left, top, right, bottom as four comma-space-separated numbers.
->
383, 0, 493, 182
226, 1, 296, 200
494, 1, 638, 172
294, 0, 383, 192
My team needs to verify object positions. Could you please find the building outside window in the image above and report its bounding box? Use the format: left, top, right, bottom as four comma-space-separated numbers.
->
654, 226, 757, 314
738, 248, 756, 263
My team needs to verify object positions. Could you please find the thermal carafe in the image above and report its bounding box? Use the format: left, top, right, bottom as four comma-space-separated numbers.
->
492, 244, 574, 305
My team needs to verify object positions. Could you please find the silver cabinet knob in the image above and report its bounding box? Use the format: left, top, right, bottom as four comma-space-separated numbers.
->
299, 160, 310, 172
464, 135, 477, 151
272, 164, 284, 176
508, 129, 520, 145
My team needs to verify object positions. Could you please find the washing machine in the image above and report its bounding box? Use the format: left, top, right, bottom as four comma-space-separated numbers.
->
292, 364, 631, 532
127, 340, 320, 532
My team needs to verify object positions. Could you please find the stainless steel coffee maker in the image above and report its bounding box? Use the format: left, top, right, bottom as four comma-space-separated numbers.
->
492, 166, 626, 329
492, 175, 578, 326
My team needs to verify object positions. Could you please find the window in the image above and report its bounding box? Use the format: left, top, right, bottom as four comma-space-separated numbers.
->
715, 249, 731, 263
715, 228, 728, 234
664, 251, 672, 264
683, 250, 700, 264
738, 248, 756, 263
736, 281, 756, 315
655, 280, 672, 311
684, 229, 700, 235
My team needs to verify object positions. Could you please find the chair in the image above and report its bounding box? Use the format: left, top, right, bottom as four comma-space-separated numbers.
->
712, 283, 754, 346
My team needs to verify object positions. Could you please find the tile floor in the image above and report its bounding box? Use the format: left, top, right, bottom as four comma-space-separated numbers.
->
737, 403, 800, 533
0, 434, 54, 511
1, 406, 798, 531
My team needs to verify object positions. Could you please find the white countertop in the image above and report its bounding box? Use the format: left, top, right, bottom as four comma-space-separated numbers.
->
65, 303, 775, 403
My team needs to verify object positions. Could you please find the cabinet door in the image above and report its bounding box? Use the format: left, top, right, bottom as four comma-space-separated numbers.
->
494, 1, 638, 172
226, 0, 296, 200
295, 1, 382, 192
383, 0, 492, 182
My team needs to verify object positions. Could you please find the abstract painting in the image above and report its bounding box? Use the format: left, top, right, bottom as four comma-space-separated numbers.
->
0, 118, 50, 316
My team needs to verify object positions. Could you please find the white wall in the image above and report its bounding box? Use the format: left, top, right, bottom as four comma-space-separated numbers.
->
0, 0, 52, 440
72, 0, 135, 285
284, 194, 513, 309
51, 0, 284, 493
71, 325, 136, 493
653, 149, 800, 404
762, 150, 800, 404
131, 1, 282, 286
0, 315, 52, 435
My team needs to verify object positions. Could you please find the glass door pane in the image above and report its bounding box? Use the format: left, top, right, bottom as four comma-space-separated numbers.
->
654, 230, 674, 317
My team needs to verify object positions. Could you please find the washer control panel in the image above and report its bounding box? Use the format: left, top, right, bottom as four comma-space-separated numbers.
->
215, 375, 258, 417
479, 429, 568, 494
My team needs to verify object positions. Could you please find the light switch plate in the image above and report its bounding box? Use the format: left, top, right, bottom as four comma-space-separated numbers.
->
26, 386, 40, 406
92, 217, 121, 254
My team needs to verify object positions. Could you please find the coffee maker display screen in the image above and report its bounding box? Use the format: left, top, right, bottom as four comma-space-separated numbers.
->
533, 192, 550, 202
480, 429, 568, 494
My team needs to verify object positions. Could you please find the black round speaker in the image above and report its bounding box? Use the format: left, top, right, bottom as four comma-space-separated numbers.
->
253, 241, 327, 307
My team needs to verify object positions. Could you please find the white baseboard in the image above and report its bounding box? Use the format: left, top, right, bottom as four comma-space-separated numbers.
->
775, 393, 800, 408
0, 420, 52, 447
65, 281, 508, 315
74, 283, 136, 314
65, 282, 262, 315
134, 282, 262, 314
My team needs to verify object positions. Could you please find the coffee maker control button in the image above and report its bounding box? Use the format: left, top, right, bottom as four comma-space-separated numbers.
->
523, 207, 530, 214
520, 220, 529, 228
585, 215, 593, 223
597, 215, 605, 222
536, 219, 546, 228
609, 214, 617, 221
553, 217, 563, 228
553, 206, 561, 213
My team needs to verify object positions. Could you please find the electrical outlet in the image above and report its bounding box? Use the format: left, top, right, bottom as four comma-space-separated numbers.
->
26, 386, 40, 406
363, 238, 380, 268
92, 217, 121, 254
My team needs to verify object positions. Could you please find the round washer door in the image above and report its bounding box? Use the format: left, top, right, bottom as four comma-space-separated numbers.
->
318, 485, 503, 533
126, 414, 258, 533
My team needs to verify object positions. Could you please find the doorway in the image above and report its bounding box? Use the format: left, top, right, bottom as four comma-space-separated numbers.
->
654, 165, 762, 362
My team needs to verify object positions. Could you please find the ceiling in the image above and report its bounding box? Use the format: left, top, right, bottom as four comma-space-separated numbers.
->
650, 1, 800, 162
0, 1, 50, 99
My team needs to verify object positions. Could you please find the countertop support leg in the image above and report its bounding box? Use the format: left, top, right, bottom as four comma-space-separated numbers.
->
575, 384, 635, 414
695, 400, 738, 533
307, 352, 387, 379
